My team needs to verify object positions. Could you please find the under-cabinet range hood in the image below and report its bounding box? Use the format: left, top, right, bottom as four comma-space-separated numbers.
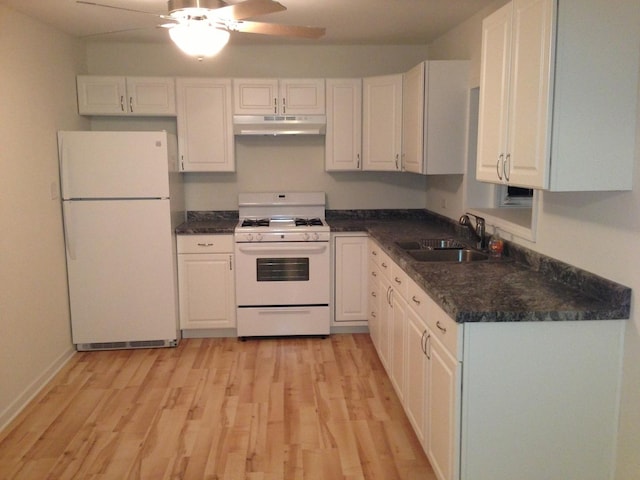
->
233, 115, 326, 136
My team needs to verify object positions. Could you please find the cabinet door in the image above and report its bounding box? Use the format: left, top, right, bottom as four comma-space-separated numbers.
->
362, 74, 403, 171
334, 235, 368, 323
476, 3, 512, 183
406, 307, 428, 446
325, 78, 362, 171
77, 76, 127, 115
176, 78, 235, 172
390, 289, 407, 403
402, 62, 425, 174
506, 0, 553, 189
178, 253, 235, 329
279, 78, 325, 114
233, 78, 279, 114
424, 61, 469, 175
427, 333, 459, 480
368, 262, 382, 351
126, 77, 176, 116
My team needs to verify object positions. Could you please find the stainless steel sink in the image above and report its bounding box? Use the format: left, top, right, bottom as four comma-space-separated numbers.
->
395, 238, 466, 250
407, 248, 490, 263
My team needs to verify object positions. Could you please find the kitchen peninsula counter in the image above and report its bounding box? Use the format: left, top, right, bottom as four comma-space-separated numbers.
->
177, 209, 631, 324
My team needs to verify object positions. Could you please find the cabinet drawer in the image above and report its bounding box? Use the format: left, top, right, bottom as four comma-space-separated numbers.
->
177, 234, 233, 254
407, 278, 429, 319
370, 242, 392, 279
391, 263, 409, 300
427, 307, 459, 358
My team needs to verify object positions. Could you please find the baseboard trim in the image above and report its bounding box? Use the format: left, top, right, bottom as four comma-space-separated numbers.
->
0, 346, 76, 432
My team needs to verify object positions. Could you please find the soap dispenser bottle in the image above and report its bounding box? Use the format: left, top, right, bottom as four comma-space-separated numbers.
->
488, 227, 504, 258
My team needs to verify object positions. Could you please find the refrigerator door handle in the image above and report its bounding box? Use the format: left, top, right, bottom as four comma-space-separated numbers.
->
62, 202, 75, 260
58, 133, 70, 199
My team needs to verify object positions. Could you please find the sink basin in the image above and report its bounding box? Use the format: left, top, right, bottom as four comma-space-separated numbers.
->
407, 248, 490, 263
395, 238, 466, 250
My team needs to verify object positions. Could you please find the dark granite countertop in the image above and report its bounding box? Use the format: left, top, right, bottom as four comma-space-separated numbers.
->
176, 209, 631, 324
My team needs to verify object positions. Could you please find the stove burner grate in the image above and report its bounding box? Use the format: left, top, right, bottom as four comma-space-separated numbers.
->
241, 218, 270, 227
295, 217, 324, 227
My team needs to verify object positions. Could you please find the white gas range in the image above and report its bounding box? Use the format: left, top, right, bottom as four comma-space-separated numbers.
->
234, 192, 331, 338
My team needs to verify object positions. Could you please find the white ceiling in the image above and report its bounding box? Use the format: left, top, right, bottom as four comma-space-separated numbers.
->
1, 0, 496, 46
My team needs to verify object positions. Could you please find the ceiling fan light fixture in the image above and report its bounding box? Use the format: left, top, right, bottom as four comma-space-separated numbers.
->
168, 21, 230, 59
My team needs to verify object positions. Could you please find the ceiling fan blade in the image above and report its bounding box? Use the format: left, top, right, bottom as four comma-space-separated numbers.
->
214, 0, 286, 21
76, 1, 171, 20
231, 20, 325, 39
80, 26, 154, 38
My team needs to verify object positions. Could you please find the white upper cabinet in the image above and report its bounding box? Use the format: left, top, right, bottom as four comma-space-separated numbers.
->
476, 0, 640, 191
362, 74, 403, 171
402, 61, 469, 175
176, 78, 235, 172
233, 78, 325, 115
325, 78, 363, 171
76, 76, 176, 116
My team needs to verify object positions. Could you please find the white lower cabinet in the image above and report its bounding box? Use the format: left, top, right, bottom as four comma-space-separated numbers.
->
366, 238, 623, 480
177, 235, 235, 330
333, 234, 369, 325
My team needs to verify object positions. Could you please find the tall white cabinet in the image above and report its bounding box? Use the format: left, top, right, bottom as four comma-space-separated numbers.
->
325, 79, 362, 171
402, 61, 469, 175
476, 0, 639, 191
175, 78, 235, 172
362, 74, 403, 171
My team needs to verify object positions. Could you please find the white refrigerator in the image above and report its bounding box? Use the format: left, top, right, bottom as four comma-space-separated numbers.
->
58, 131, 184, 351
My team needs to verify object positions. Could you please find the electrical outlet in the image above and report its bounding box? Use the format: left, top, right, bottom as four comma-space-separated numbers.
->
440, 197, 447, 209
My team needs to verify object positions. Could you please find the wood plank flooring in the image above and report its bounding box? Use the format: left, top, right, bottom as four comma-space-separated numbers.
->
0, 334, 436, 480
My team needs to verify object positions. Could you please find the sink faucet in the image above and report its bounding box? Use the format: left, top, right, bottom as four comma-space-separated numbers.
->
459, 213, 486, 249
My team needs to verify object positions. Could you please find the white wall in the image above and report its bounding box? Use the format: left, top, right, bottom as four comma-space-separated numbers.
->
86, 42, 432, 210
428, 2, 640, 479
0, 7, 88, 427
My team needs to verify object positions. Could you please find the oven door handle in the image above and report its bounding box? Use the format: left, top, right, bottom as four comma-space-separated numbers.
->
237, 244, 328, 255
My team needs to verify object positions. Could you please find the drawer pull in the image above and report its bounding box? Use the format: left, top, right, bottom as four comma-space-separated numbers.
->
197, 243, 214, 247
436, 321, 447, 334
372, 250, 377, 256
394, 277, 402, 285
371, 271, 377, 277
381, 262, 388, 268
412, 296, 420, 305
371, 291, 377, 297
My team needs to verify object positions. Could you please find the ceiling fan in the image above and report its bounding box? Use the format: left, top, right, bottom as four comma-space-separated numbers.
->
76, 0, 326, 59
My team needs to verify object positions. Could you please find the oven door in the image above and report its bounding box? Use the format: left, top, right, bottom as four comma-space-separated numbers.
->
235, 241, 330, 306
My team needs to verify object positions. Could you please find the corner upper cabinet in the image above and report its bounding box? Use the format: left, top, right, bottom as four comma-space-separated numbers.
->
76, 76, 176, 116
176, 78, 235, 172
325, 78, 362, 171
233, 78, 325, 115
402, 61, 469, 175
362, 74, 403, 171
476, 0, 640, 191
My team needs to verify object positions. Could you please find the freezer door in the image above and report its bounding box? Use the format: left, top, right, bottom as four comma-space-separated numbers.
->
58, 131, 170, 199
63, 199, 178, 344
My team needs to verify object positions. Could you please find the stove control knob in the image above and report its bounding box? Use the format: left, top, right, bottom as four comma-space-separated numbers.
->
303, 232, 310, 241
255, 233, 263, 242
312, 232, 319, 241
246, 233, 254, 242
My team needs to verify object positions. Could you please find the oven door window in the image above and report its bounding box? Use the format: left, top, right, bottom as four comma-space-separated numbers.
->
256, 257, 310, 282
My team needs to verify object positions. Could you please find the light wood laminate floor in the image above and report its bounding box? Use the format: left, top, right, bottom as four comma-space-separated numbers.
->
0, 334, 435, 480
